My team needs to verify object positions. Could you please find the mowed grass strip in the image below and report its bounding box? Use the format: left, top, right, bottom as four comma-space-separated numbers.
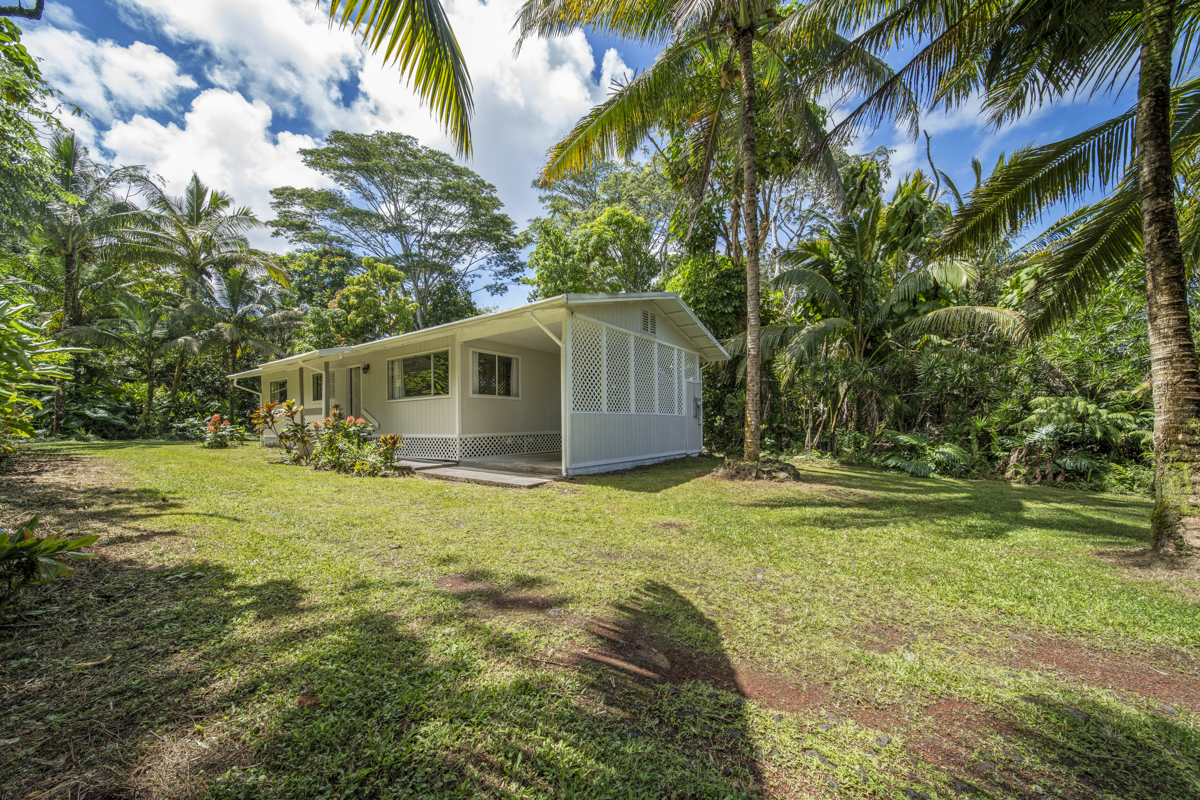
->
0, 443, 1196, 799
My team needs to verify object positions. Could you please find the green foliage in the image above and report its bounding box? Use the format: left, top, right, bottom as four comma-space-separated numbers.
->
268, 131, 524, 328
422, 277, 483, 327
285, 249, 359, 307
663, 254, 745, 341
879, 431, 973, 478
0, 515, 97, 615
328, 259, 417, 344
200, 413, 246, 449
526, 207, 660, 299
0, 20, 61, 221
0, 297, 73, 456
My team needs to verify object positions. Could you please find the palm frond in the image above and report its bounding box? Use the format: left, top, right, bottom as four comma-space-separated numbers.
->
329, 0, 473, 156
892, 305, 1025, 340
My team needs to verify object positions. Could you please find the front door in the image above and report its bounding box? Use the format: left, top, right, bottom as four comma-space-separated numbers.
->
348, 366, 362, 419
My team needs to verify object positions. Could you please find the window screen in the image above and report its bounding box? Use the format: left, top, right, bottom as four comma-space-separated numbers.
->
474, 351, 518, 397
387, 350, 450, 399
311, 373, 323, 401
269, 380, 287, 403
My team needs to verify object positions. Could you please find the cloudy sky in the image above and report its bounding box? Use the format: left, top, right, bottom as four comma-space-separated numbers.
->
20, 1, 1134, 308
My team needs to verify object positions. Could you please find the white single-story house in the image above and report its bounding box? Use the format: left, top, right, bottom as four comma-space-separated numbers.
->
229, 292, 729, 476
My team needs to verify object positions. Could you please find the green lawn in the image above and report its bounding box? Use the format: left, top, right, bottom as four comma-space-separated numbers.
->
1, 443, 1197, 799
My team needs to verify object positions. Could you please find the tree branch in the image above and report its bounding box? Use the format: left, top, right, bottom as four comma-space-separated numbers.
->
0, 0, 44, 19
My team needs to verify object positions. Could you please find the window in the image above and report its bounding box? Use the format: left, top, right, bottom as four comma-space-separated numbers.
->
473, 351, 519, 397
269, 379, 287, 403
387, 350, 450, 400
311, 373, 323, 402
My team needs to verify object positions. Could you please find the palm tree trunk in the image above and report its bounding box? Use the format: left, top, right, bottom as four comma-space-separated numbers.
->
228, 343, 238, 421
137, 358, 155, 438
736, 27, 762, 463
62, 252, 78, 328
158, 353, 186, 436
1140, 0, 1200, 557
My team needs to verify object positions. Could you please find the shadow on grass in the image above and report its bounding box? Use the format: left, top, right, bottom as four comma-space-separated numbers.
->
579, 456, 721, 493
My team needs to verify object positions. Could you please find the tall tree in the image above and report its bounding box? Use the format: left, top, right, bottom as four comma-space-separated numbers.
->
514, 1, 888, 462
269, 131, 524, 329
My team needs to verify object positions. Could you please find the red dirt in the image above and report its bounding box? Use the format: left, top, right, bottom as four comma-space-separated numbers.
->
1004, 635, 1200, 711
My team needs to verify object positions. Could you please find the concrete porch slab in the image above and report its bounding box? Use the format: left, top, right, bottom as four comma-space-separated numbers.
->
417, 466, 553, 489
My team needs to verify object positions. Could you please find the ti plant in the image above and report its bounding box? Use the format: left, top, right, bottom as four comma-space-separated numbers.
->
0, 516, 97, 616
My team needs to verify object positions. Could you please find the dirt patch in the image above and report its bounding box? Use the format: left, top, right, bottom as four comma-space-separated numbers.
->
436, 573, 571, 615
710, 458, 804, 482
1004, 635, 1200, 710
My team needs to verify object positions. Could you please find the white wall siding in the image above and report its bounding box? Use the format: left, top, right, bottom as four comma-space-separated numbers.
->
569, 414, 694, 467
359, 334, 456, 435
458, 339, 560, 435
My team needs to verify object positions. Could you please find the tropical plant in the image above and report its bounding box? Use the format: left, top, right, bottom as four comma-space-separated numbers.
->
796, 0, 1200, 552
200, 412, 245, 448
0, 19, 59, 221
252, 400, 314, 463
60, 293, 198, 437
0, 296, 74, 461
0, 515, 97, 617
514, 0, 889, 461
879, 431, 972, 478
326, 0, 472, 155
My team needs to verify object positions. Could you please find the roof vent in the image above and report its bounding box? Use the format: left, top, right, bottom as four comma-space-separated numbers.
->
641, 309, 657, 336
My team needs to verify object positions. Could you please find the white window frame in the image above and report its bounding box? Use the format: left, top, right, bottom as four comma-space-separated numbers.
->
269, 379, 287, 403
385, 349, 452, 402
311, 373, 323, 402
470, 348, 521, 400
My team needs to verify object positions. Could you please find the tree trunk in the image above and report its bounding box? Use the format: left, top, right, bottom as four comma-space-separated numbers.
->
1140, 0, 1200, 558
62, 252, 78, 329
228, 343, 238, 422
137, 359, 155, 438
736, 27, 762, 463
159, 353, 186, 436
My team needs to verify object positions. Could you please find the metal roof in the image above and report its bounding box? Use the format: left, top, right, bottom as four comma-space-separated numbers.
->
228, 292, 729, 378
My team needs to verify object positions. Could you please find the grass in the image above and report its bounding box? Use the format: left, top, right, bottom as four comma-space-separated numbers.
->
1, 442, 1197, 799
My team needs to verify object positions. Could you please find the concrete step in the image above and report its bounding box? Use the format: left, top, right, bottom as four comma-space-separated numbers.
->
457, 460, 561, 476
417, 466, 552, 489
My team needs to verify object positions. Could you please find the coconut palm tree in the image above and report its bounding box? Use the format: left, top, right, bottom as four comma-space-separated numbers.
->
515, 0, 897, 462
61, 293, 198, 438
132, 173, 284, 287
794, 0, 1200, 555
326, 0, 472, 155
190, 268, 301, 421
31, 132, 142, 331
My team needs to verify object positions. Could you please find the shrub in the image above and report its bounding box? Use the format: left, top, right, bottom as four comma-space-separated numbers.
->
0, 516, 97, 615
201, 413, 246, 449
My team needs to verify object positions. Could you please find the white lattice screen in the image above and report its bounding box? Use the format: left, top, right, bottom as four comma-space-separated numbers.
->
460, 432, 561, 459
605, 327, 632, 413
657, 343, 676, 414
571, 318, 604, 413
400, 435, 460, 460
633, 337, 656, 414
570, 314, 698, 416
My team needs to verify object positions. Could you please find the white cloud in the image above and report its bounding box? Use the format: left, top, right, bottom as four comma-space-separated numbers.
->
102, 89, 327, 249
43, 1, 84, 30
23, 27, 196, 125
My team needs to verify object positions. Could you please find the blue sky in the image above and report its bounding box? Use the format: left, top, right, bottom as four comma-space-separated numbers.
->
22, 1, 1136, 309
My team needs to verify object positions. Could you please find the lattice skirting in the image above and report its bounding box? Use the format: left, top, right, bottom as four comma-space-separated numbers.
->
395, 432, 561, 461
399, 435, 460, 461
459, 432, 561, 460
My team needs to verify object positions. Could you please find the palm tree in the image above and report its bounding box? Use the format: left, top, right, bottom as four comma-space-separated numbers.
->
132, 173, 284, 287
514, 0, 892, 462
32, 132, 142, 331
61, 294, 198, 438
326, 0, 472, 155
191, 268, 301, 420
